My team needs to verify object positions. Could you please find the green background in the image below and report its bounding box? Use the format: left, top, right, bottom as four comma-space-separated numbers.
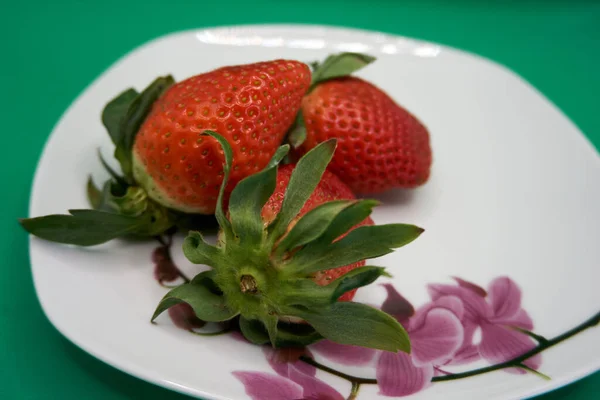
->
1, 0, 598, 398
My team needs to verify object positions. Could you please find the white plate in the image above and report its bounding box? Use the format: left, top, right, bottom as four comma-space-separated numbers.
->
28, 25, 600, 400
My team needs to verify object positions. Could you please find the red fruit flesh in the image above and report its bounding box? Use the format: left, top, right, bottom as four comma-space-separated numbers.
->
300, 76, 432, 194
133, 60, 311, 214
262, 164, 374, 301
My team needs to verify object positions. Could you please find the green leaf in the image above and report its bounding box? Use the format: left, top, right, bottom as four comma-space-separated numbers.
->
86, 176, 103, 209
330, 266, 391, 301
275, 200, 353, 256
98, 150, 128, 189
311, 53, 376, 88
19, 209, 148, 246
228, 145, 289, 247
274, 321, 323, 347
102, 88, 139, 146
280, 278, 336, 308
266, 145, 291, 168
293, 301, 410, 352
239, 316, 270, 345
202, 131, 234, 240
264, 314, 279, 347
238, 317, 323, 347
182, 231, 224, 268
287, 111, 307, 149
288, 224, 424, 275
114, 75, 175, 178
151, 271, 238, 323
317, 199, 379, 244
268, 139, 337, 243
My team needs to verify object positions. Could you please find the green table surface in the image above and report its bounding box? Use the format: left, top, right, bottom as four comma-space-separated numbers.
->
2, 0, 599, 398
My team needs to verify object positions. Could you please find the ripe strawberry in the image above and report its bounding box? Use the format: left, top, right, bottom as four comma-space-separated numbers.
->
262, 164, 374, 302
153, 134, 424, 351
133, 60, 311, 214
298, 76, 432, 194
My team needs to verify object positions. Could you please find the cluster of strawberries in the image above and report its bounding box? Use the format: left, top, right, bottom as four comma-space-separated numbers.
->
134, 54, 431, 216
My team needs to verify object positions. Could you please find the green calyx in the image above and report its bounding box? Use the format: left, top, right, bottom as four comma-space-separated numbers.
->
152, 131, 424, 353
20, 76, 177, 246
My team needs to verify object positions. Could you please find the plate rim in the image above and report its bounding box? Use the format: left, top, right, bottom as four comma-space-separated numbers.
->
27, 23, 600, 400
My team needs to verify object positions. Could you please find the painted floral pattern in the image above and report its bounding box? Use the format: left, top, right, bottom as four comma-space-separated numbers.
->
231, 276, 591, 399
149, 243, 599, 400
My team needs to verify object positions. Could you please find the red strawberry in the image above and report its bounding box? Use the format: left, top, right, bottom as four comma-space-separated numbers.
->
262, 164, 374, 302
154, 135, 423, 350
298, 76, 432, 194
133, 60, 311, 214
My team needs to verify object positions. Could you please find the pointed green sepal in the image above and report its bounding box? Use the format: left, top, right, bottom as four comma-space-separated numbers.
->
267, 139, 337, 243
292, 301, 410, 352
228, 145, 289, 247
151, 271, 238, 323
182, 231, 224, 268
201, 131, 234, 240
288, 224, 424, 275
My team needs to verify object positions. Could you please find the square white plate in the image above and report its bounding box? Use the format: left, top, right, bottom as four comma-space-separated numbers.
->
28, 25, 600, 400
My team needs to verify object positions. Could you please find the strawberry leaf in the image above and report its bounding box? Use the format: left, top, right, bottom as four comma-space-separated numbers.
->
281, 266, 389, 308
102, 88, 139, 146
274, 322, 323, 347
151, 271, 238, 323
228, 145, 289, 247
317, 199, 379, 244
287, 224, 424, 275
98, 149, 128, 189
264, 314, 279, 347
239, 316, 270, 345
19, 209, 149, 246
86, 176, 103, 210
267, 139, 336, 243
114, 75, 174, 180
202, 131, 234, 240
182, 231, 225, 269
310, 52, 376, 88
292, 301, 410, 352
275, 200, 351, 256
330, 266, 391, 301
287, 111, 307, 149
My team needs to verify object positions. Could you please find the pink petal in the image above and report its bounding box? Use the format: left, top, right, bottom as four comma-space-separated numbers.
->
453, 277, 487, 297
428, 284, 491, 321
233, 371, 303, 400
310, 340, 377, 366
409, 309, 464, 366
492, 308, 534, 330
288, 364, 344, 400
478, 321, 542, 372
488, 277, 523, 320
448, 343, 480, 365
377, 351, 433, 397
410, 296, 464, 330
263, 347, 316, 378
381, 284, 415, 323
445, 320, 480, 365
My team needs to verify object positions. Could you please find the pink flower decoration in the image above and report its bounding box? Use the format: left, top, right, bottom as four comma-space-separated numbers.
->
428, 276, 541, 372
234, 347, 344, 400
312, 285, 464, 397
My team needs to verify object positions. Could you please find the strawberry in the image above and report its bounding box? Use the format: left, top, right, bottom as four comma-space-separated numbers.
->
290, 53, 432, 194
262, 164, 374, 302
152, 132, 424, 351
133, 60, 311, 214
